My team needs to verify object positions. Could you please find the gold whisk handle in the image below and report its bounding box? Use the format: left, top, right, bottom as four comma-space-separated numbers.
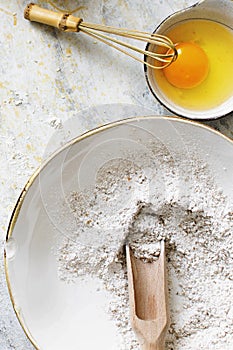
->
24, 3, 83, 32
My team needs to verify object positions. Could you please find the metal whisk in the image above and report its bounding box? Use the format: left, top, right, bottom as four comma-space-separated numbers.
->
24, 3, 177, 69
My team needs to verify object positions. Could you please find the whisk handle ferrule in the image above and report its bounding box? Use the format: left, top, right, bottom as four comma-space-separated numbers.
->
24, 3, 83, 32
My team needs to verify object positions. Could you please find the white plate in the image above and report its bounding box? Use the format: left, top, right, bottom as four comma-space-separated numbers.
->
5, 116, 233, 349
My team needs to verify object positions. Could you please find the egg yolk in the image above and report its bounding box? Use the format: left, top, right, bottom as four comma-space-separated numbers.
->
163, 42, 209, 89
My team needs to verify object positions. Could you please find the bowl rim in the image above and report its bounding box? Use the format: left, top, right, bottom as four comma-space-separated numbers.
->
4, 114, 233, 349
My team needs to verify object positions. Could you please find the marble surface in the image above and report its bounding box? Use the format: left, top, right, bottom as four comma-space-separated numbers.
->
0, 1, 232, 349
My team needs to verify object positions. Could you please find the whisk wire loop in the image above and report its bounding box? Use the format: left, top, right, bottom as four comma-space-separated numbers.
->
79, 22, 177, 68
81, 27, 174, 64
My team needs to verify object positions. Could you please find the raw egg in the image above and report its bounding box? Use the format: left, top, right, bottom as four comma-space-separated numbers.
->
153, 20, 233, 110
163, 42, 209, 89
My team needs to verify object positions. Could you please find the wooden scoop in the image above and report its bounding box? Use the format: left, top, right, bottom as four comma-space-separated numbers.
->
126, 240, 169, 350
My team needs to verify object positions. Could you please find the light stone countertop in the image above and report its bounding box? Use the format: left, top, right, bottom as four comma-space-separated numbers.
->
0, 1, 232, 349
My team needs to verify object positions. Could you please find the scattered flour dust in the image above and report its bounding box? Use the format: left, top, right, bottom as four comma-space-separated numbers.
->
57, 147, 233, 350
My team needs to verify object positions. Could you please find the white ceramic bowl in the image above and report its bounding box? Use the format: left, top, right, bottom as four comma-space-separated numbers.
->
5, 116, 233, 349
144, 0, 233, 120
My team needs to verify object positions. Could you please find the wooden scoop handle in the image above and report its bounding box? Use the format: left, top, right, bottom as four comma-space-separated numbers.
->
24, 3, 82, 32
142, 340, 165, 350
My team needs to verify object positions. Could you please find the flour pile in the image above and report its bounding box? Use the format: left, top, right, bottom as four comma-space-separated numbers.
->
57, 150, 233, 349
